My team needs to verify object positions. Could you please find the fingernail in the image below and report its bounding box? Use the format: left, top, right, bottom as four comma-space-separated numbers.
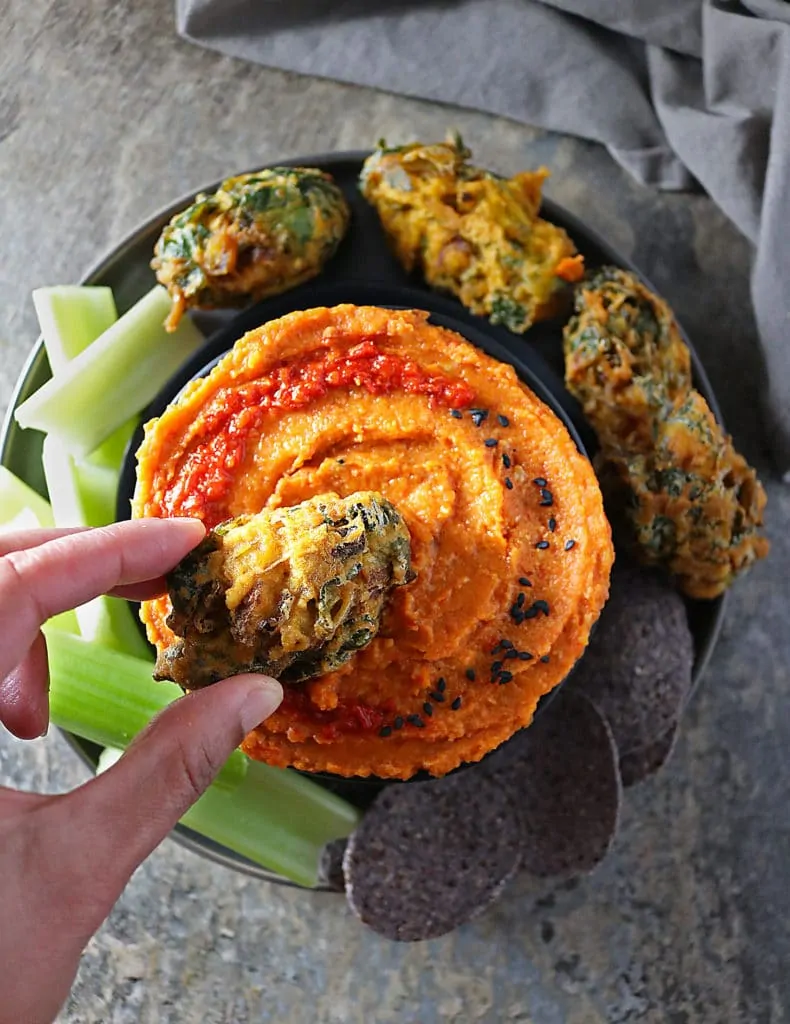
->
240, 678, 283, 733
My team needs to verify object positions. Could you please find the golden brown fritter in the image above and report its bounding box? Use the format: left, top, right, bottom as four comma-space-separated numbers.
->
604, 391, 769, 598
152, 167, 350, 331
563, 267, 768, 597
359, 135, 583, 334
154, 491, 415, 689
563, 267, 691, 453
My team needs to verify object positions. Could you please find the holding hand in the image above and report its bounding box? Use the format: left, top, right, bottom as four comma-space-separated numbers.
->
0, 519, 282, 1024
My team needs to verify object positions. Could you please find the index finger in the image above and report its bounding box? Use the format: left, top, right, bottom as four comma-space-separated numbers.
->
0, 518, 204, 679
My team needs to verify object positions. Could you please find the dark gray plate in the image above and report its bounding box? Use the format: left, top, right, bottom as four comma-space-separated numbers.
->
0, 151, 725, 888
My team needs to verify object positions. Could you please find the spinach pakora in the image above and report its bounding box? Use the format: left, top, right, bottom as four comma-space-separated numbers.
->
152, 167, 350, 330
563, 266, 691, 452
154, 491, 415, 689
359, 135, 583, 334
562, 268, 768, 598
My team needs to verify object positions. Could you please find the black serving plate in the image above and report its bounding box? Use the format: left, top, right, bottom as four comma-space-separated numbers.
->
1, 151, 726, 887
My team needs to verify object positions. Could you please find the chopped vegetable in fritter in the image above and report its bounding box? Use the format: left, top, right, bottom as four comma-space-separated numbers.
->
359, 134, 583, 334
152, 167, 350, 330
564, 266, 691, 453
606, 391, 769, 599
155, 491, 415, 689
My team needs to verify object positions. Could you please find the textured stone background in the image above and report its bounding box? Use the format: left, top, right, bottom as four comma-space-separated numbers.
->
1, 1, 788, 1021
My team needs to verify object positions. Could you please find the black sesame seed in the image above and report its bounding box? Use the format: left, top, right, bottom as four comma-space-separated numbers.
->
505, 649, 519, 660
423, 702, 434, 717
379, 726, 392, 737
501, 639, 514, 649
393, 716, 404, 730
548, 517, 556, 532
517, 592, 526, 608
470, 409, 488, 426
510, 609, 525, 624
518, 651, 533, 660
519, 576, 532, 587
540, 655, 550, 663
498, 670, 513, 684
451, 696, 462, 710
497, 414, 510, 427
484, 438, 498, 448
502, 453, 512, 469
565, 539, 576, 550
539, 489, 554, 507
533, 600, 550, 616
536, 540, 550, 550
450, 409, 463, 419
533, 477, 547, 487
491, 661, 503, 674
465, 668, 476, 681
490, 642, 503, 655
430, 691, 446, 703
505, 477, 514, 490
524, 606, 539, 619
337, 458, 345, 464
407, 714, 425, 728
437, 677, 447, 692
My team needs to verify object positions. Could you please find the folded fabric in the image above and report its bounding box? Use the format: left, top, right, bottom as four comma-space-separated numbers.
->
176, 0, 790, 478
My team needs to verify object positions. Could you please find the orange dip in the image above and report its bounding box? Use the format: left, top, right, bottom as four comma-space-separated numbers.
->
134, 305, 613, 779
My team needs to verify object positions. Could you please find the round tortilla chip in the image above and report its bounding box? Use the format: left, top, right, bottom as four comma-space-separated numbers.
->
619, 723, 678, 788
568, 561, 693, 756
343, 773, 522, 941
494, 689, 622, 877
318, 837, 348, 893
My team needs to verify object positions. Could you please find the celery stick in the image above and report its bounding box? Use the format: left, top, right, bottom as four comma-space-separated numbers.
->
48, 631, 359, 885
33, 285, 117, 375
87, 415, 139, 472
0, 465, 55, 527
15, 286, 203, 457
179, 760, 358, 888
0, 467, 78, 633
45, 630, 245, 791
42, 434, 151, 658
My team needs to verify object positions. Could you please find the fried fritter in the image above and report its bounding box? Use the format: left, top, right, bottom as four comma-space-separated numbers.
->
359, 135, 583, 334
564, 267, 691, 453
605, 391, 769, 599
154, 491, 415, 689
152, 167, 350, 331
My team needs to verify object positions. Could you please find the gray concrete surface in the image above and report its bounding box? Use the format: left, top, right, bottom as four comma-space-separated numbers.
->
1, 1, 788, 1021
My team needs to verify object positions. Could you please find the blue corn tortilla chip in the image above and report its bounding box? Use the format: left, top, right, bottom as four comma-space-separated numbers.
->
343, 772, 522, 941
568, 560, 693, 756
490, 689, 622, 877
619, 723, 679, 788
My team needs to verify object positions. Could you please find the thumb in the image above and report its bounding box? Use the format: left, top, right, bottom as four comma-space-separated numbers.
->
59, 674, 283, 888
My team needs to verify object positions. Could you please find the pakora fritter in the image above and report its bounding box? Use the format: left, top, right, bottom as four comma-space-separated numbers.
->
562, 267, 768, 597
154, 491, 415, 689
563, 267, 691, 453
152, 167, 350, 331
605, 390, 769, 599
359, 135, 584, 334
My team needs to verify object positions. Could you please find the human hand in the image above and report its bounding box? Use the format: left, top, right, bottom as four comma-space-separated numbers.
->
0, 520, 283, 1024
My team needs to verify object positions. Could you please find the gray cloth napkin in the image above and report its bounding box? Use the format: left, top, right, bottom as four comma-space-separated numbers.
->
176, 0, 790, 477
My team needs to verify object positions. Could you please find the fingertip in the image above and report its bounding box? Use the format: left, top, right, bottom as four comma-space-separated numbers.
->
233, 675, 284, 733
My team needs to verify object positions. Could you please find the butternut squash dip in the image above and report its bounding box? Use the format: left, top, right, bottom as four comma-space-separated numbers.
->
133, 305, 613, 779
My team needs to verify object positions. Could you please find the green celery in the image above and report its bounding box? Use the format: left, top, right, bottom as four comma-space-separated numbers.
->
87, 415, 140, 472
33, 285, 118, 375
0, 465, 55, 527
48, 631, 359, 885
15, 286, 203, 457
45, 629, 245, 791
41, 434, 151, 658
0, 467, 78, 633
